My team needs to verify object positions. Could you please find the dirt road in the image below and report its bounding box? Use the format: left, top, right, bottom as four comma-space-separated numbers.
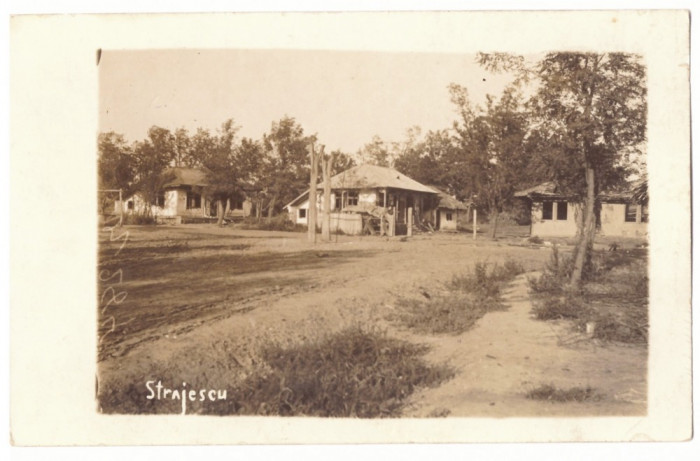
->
402, 275, 647, 417
97, 225, 646, 416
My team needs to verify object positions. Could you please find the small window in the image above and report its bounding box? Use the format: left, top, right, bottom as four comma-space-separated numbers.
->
376, 193, 386, 208
446, 212, 453, 221
299, 208, 307, 219
334, 194, 342, 210
187, 191, 201, 209
556, 202, 568, 220
542, 201, 553, 220
231, 199, 243, 210
625, 204, 638, 222
127, 201, 134, 210
346, 191, 359, 206
641, 204, 649, 223
157, 192, 166, 208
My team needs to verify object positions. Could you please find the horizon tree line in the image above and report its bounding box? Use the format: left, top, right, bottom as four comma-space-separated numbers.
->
99, 51, 647, 289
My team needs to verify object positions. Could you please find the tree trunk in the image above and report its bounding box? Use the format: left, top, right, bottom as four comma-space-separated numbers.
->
267, 195, 276, 222
489, 210, 498, 240
307, 144, 319, 243
321, 151, 334, 242
217, 199, 225, 227
571, 166, 596, 290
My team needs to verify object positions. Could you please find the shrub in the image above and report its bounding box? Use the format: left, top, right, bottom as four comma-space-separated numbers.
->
528, 246, 572, 295
531, 296, 593, 321
122, 213, 157, 225
218, 326, 454, 417
394, 294, 499, 334
395, 260, 524, 335
529, 246, 649, 345
591, 308, 648, 344
239, 214, 307, 232
527, 235, 543, 245
98, 326, 454, 416
526, 384, 604, 403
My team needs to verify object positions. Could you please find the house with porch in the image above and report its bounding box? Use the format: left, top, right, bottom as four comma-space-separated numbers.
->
115, 167, 253, 223
284, 164, 443, 235
514, 182, 648, 238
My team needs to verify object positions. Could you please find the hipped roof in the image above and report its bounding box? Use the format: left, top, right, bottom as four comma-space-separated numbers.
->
162, 167, 208, 188
162, 167, 258, 191
515, 182, 637, 203
329, 164, 438, 194
513, 181, 559, 198
436, 190, 470, 210
284, 164, 438, 209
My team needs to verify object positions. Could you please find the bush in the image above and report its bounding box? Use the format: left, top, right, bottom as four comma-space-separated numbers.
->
219, 326, 454, 417
394, 294, 499, 334
528, 246, 573, 295
529, 246, 649, 345
395, 260, 524, 335
122, 213, 157, 225
531, 295, 593, 321
526, 384, 604, 403
527, 235, 543, 245
239, 214, 307, 232
98, 326, 454, 416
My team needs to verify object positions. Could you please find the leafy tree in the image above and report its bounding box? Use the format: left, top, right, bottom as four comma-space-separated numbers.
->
329, 149, 356, 175
357, 135, 391, 167
97, 131, 136, 213
237, 137, 267, 218
261, 116, 316, 219
531, 53, 646, 288
393, 129, 458, 194
198, 120, 250, 226
132, 126, 178, 216
173, 127, 194, 167
449, 84, 530, 238
481, 52, 647, 289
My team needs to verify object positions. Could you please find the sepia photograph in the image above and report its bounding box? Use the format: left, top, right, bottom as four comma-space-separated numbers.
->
97, 49, 650, 418
9, 8, 691, 448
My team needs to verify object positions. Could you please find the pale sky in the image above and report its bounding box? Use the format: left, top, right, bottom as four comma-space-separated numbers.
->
99, 49, 514, 153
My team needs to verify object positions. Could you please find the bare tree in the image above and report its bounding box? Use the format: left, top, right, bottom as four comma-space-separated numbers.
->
321, 150, 335, 242
307, 143, 321, 243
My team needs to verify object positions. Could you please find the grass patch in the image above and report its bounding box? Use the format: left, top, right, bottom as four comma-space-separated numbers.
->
393, 260, 525, 335
121, 214, 158, 225
528, 247, 648, 344
98, 326, 454, 417
237, 215, 307, 232
531, 296, 593, 321
526, 384, 605, 403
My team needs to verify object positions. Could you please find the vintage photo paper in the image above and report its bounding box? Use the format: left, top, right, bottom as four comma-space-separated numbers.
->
10, 10, 691, 445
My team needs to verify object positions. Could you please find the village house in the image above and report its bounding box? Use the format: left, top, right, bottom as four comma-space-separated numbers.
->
514, 182, 648, 238
432, 188, 471, 232
284, 164, 462, 236
115, 167, 253, 223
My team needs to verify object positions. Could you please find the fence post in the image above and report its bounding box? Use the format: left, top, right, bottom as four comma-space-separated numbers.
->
118, 189, 123, 227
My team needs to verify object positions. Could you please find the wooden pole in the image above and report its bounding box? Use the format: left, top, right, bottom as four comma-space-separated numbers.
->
407, 207, 413, 237
473, 208, 477, 240
118, 188, 123, 227
307, 143, 319, 244
321, 147, 333, 242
